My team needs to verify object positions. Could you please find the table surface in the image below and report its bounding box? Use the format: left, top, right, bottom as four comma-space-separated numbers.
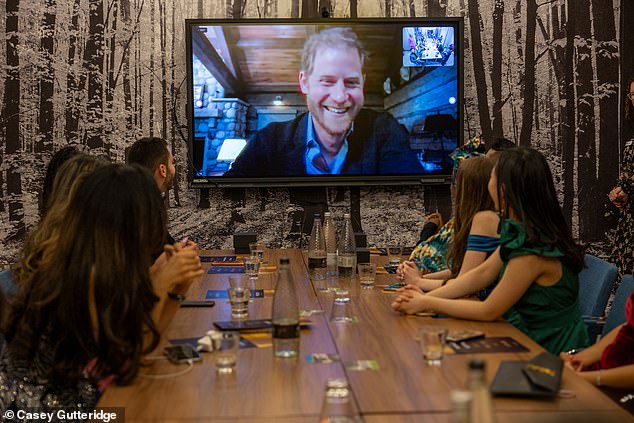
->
98, 249, 633, 422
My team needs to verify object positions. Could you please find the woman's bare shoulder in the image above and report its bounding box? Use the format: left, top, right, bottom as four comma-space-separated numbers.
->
471, 211, 500, 236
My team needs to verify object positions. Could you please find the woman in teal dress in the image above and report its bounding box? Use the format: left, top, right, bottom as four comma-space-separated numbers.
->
392, 147, 589, 355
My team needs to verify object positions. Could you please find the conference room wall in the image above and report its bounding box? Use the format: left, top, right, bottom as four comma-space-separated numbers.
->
0, 0, 626, 264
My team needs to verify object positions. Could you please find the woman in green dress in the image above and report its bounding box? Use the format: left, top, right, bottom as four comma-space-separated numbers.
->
392, 147, 590, 355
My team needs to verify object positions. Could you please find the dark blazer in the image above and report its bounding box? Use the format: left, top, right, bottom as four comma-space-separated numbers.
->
225, 109, 423, 177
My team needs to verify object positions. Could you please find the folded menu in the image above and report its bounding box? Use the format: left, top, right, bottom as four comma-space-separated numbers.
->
490, 352, 563, 397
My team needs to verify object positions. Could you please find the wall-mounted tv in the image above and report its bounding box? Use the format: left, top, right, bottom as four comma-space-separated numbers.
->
185, 17, 463, 188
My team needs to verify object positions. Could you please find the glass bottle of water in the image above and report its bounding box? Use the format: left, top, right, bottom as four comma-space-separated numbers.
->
323, 212, 338, 277
468, 359, 496, 423
308, 214, 327, 280
449, 390, 472, 423
272, 257, 300, 358
337, 213, 356, 278
318, 378, 361, 423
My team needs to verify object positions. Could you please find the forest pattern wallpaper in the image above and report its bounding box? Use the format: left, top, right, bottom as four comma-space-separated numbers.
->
0, 0, 625, 263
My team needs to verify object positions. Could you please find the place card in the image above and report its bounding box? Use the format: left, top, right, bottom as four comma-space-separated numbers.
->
208, 266, 245, 274
305, 353, 341, 364
200, 255, 237, 263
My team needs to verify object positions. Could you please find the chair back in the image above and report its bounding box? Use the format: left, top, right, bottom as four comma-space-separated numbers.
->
578, 254, 617, 317
602, 274, 634, 336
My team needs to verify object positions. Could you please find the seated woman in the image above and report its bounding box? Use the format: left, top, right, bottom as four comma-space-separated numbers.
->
560, 289, 634, 389
0, 164, 203, 411
10, 154, 110, 292
407, 137, 487, 274
399, 156, 499, 292
392, 147, 590, 355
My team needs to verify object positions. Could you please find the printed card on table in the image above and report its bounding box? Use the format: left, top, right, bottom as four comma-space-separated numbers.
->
305, 353, 341, 364
344, 360, 380, 371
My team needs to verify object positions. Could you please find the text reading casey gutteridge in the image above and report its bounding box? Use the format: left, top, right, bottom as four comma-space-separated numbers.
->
3, 408, 124, 422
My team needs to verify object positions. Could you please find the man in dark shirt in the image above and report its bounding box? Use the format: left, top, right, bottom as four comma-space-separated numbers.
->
127, 137, 177, 244
225, 27, 422, 177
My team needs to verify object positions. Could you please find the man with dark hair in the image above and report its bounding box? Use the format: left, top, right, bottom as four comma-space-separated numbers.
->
225, 27, 422, 177
127, 137, 177, 244
485, 137, 516, 157
127, 137, 176, 193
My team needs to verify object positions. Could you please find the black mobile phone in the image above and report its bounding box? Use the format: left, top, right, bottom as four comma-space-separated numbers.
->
180, 299, 216, 308
163, 344, 202, 363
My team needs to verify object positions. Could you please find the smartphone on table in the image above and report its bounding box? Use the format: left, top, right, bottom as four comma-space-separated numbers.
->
163, 344, 202, 364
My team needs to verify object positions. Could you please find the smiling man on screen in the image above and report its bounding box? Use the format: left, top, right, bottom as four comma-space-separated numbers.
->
224, 27, 423, 177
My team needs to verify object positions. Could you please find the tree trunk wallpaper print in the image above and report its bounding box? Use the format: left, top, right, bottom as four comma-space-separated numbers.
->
0, 0, 625, 263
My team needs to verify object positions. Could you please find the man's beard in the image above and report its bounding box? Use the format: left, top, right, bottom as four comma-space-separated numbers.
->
162, 171, 174, 192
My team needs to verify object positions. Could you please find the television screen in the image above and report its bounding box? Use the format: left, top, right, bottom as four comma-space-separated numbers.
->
186, 18, 463, 187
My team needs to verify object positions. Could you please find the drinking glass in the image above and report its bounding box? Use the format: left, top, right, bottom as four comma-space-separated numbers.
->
212, 331, 240, 374
244, 255, 261, 281
357, 263, 377, 288
249, 242, 266, 263
228, 275, 250, 319
385, 245, 403, 273
330, 288, 355, 323
418, 326, 448, 366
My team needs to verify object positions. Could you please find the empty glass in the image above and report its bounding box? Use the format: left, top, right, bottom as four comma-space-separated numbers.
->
249, 242, 266, 263
387, 245, 403, 265
330, 288, 355, 323
212, 331, 240, 374
244, 255, 261, 281
228, 275, 250, 319
357, 263, 377, 288
418, 326, 448, 366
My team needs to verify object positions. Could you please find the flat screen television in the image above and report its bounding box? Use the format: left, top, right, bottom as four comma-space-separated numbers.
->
185, 17, 463, 187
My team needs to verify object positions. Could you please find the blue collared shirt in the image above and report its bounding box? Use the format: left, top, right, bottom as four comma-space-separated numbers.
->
305, 113, 349, 175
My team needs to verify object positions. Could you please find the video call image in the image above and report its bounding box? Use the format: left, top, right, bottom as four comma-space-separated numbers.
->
189, 23, 459, 179
402, 26, 455, 67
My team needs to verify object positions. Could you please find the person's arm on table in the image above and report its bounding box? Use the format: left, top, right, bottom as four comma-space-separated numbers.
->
393, 252, 536, 319
560, 324, 625, 370
149, 243, 203, 336
577, 364, 634, 389
427, 248, 503, 299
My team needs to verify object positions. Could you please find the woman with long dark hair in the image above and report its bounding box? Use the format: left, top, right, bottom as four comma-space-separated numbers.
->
0, 164, 203, 410
393, 147, 589, 354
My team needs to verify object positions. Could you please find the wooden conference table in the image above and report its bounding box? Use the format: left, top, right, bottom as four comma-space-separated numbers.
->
98, 249, 633, 422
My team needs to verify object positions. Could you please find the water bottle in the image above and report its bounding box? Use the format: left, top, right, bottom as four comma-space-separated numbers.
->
318, 379, 361, 423
468, 359, 496, 423
272, 257, 300, 358
337, 213, 356, 278
449, 390, 472, 423
323, 212, 338, 277
308, 214, 327, 280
